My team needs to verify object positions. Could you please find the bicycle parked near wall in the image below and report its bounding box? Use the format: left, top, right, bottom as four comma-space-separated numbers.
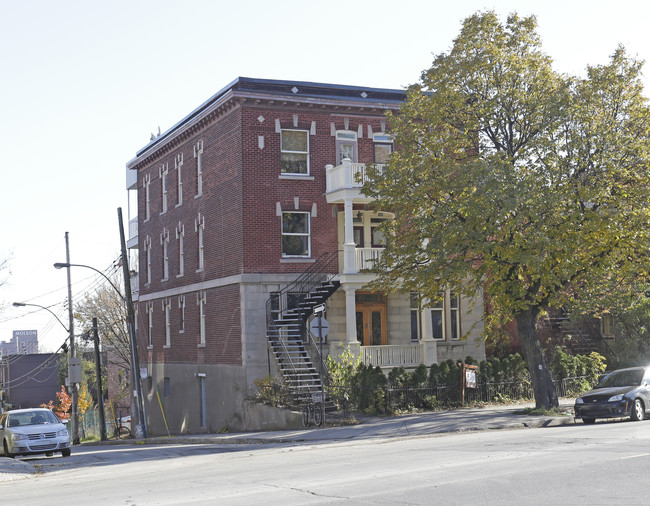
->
114, 415, 131, 438
301, 392, 324, 427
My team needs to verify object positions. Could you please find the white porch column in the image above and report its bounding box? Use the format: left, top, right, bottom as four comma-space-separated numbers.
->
343, 199, 356, 274
344, 285, 358, 344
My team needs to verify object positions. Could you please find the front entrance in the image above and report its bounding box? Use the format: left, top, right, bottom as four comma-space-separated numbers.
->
355, 292, 387, 346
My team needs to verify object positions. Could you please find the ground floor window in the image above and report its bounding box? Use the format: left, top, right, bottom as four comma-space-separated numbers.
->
410, 291, 459, 341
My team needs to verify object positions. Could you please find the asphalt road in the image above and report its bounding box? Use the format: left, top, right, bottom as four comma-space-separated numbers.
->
1, 417, 649, 505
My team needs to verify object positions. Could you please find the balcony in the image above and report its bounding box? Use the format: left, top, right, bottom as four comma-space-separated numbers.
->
355, 248, 383, 271
360, 342, 438, 368
325, 159, 383, 204
126, 217, 138, 249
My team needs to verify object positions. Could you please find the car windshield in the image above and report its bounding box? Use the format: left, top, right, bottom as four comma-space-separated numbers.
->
8, 411, 60, 427
597, 369, 644, 388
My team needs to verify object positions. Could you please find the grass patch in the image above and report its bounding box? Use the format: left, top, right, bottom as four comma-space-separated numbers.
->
521, 406, 572, 416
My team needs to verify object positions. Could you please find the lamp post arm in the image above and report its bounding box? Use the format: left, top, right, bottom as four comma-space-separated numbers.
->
12, 302, 70, 333
54, 262, 124, 300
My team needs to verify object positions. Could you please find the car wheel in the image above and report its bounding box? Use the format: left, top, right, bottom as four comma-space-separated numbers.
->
630, 399, 644, 421
3, 440, 15, 458
582, 418, 596, 424
61, 448, 71, 457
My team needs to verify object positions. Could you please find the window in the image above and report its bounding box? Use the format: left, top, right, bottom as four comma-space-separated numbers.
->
373, 133, 393, 164
198, 291, 206, 345
371, 218, 387, 248
176, 222, 184, 277
160, 229, 169, 281
450, 292, 460, 340
143, 174, 151, 221
175, 153, 183, 207
336, 130, 357, 164
178, 295, 185, 333
163, 298, 171, 347
144, 236, 152, 285
159, 164, 168, 214
281, 129, 309, 174
410, 292, 420, 341
195, 213, 205, 271
164, 377, 171, 397
194, 140, 203, 197
429, 296, 444, 340
146, 302, 153, 348
282, 211, 310, 257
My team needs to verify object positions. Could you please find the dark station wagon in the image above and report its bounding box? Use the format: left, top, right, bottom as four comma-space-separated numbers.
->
574, 366, 650, 424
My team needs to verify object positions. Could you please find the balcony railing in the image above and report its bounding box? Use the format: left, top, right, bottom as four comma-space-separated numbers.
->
355, 248, 384, 271
361, 342, 437, 368
326, 159, 384, 195
126, 217, 138, 249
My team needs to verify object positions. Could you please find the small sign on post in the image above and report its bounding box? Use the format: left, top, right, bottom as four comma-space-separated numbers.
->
458, 362, 479, 404
313, 303, 326, 315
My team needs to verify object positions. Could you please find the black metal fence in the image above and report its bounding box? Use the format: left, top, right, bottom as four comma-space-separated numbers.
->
329, 376, 591, 414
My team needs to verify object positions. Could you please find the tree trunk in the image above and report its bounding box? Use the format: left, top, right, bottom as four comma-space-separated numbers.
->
515, 307, 558, 410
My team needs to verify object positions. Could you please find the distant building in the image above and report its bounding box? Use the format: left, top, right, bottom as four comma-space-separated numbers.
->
0, 353, 61, 410
0, 330, 38, 357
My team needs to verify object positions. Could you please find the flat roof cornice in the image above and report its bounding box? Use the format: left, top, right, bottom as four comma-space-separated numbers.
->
126, 77, 405, 170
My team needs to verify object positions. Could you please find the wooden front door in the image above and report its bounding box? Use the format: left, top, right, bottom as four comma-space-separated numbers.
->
355, 293, 387, 346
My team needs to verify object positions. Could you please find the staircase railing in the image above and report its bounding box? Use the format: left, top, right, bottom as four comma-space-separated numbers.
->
559, 307, 616, 358
266, 251, 341, 399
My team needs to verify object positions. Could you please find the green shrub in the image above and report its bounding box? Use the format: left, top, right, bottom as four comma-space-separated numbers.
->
253, 376, 293, 407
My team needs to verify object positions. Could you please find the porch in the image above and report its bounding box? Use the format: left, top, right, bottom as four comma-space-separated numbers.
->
360, 342, 438, 369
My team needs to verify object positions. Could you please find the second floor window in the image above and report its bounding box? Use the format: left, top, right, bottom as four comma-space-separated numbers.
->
281, 129, 309, 174
175, 153, 183, 207
194, 140, 203, 197
282, 211, 310, 257
160, 229, 169, 281
159, 164, 168, 214
195, 214, 205, 271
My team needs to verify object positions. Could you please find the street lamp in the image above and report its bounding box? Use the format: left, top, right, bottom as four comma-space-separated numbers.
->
53, 260, 147, 438
12, 302, 70, 334
54, 262, 124, 298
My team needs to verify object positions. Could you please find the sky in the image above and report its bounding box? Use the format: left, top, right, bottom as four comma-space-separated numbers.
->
1, 0, 649, 353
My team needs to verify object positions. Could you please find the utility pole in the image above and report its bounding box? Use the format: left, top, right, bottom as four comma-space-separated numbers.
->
92, 318, 107, 441
118, 207, 147, 438
64, 232, 80, 444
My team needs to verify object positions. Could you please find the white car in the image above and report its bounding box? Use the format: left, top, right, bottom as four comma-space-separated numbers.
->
0, 408, 71, 458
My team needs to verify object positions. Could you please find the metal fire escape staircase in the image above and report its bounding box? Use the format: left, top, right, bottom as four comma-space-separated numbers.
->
266, 251, 340, 406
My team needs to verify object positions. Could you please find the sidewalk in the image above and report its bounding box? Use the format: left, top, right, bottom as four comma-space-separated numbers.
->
0, 400, 576, 482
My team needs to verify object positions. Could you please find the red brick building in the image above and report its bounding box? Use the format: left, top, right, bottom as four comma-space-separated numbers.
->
125, 78, 485, 434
